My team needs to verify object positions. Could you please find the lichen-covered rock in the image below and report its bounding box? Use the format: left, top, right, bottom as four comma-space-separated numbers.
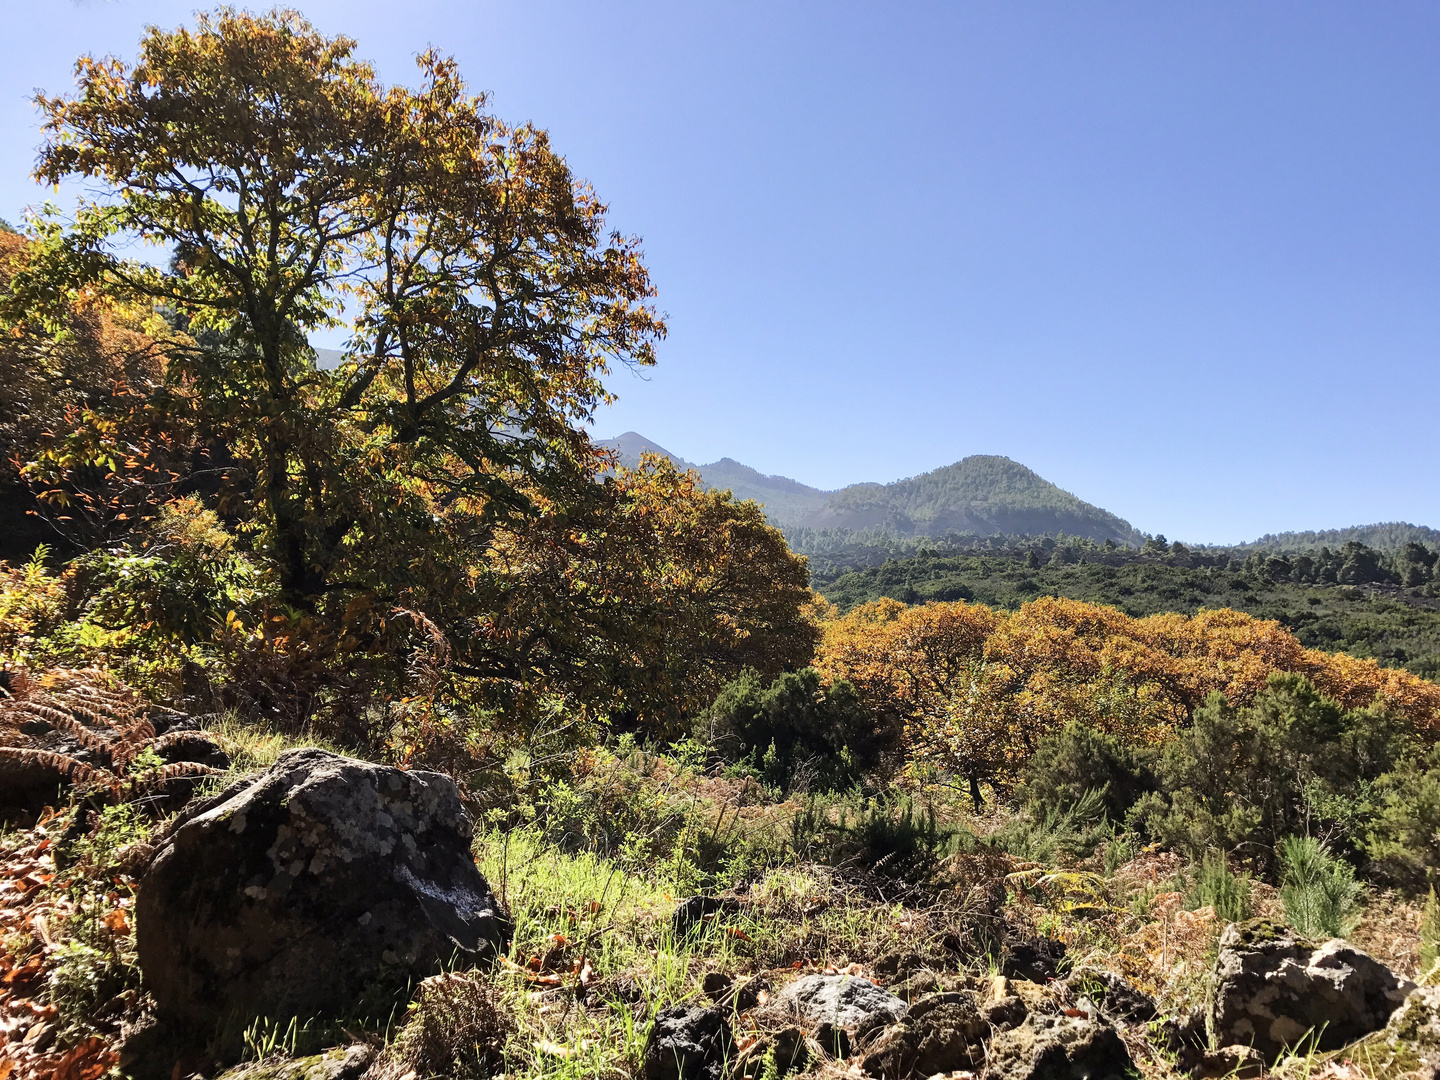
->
1320, 985, 1440, 1079
1211, 920, 1416, 1061
861, 992, 988, 1078
135, 748, 510, 1034
642, 1005, 732, 1080
216, 1044, 374, 1080
772, 974, 909, 1038
987, 1012, 1136, 1080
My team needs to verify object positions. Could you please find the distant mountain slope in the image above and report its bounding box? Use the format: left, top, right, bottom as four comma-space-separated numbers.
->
597, 433, 1140, 545
598, 433, 834, 523
1236, 523, 1440, 553
600, 431, 695, 470
797, 455, 1141, 545
696, 458, 833, 524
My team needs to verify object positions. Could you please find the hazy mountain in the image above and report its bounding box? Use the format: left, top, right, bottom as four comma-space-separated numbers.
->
597, 433, 1140, 545
597, 433, 836, 524
600, 431, 698, 471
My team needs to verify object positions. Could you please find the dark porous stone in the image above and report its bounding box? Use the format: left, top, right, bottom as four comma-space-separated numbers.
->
735, 1026, 808, 1079
988, 1012, 1137, 1080
983, 994, 1029, 1030
861, 991, 988, 1078
642, 1005, 733, 1080
1064, 968, 1157, 1024
672, 896, 739, 937
135, 748, 510, 1036
1003, 936, 1068, 982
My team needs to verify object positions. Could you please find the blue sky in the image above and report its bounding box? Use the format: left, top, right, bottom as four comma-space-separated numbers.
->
3, 2, 1437, 544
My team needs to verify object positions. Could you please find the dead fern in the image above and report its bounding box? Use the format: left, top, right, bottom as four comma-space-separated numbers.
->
0, 665, 221, 801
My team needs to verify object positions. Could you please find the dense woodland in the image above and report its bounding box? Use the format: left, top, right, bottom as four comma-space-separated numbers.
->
817, 538, 1440, 679
3, 12, 1440, 1080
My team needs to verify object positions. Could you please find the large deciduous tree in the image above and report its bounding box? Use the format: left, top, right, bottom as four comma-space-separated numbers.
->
0, 11, 836, 745
7, 8, 662, 608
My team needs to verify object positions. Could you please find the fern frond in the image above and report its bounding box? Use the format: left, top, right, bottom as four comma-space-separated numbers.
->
4, 702, 116, 756
52, 697, 125, 733
110, 718, 160, 767
0, 746, 115, 786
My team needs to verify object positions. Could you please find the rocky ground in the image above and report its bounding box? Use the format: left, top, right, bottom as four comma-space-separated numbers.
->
1, 743, 1437, 1080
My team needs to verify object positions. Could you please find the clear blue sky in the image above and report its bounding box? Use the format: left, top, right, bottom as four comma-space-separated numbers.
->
4, 2, 1437, 544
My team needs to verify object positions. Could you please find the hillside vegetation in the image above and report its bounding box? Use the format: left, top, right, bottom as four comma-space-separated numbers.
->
794, 455, 1139, 542
819, 538, 1440, 678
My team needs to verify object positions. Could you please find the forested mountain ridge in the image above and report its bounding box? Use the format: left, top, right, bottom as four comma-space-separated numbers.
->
1235, 522, 1440, 552
598, 432, 1141, 544
793, 454, 1141, 543
597, 432, 836, 524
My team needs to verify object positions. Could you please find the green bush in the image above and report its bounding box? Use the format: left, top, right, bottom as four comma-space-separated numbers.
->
1185, 851, 1253, 923
699, 668, 898, 793
1421, 888, 1440, 974
1020, 722, 1158, 824
1131, 675, 1409, 873
1279, 835, 1362, 939
1365, 747, 1440, 890
992, 787, 1113, 865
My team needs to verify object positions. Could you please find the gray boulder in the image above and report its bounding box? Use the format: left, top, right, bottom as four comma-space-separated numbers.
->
135, 748, 510, 1034
987, 1012, 1137, 1080
861, 992, 988, 1078
642, 1005, 732, 1080
773, 974, 909, 1039
1211, 920, 1415, 1061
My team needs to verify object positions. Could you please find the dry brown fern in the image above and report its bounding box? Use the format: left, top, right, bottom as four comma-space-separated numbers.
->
0, 665, 222, 802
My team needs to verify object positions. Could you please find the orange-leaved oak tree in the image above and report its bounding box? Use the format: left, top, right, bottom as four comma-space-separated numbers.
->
817, 594, 1440, 808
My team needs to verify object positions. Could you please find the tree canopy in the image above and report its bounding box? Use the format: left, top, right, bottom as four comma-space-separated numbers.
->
7, 8, 662, 607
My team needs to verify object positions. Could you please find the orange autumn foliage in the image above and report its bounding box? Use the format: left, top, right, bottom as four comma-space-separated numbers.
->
816, 595, 1440, 799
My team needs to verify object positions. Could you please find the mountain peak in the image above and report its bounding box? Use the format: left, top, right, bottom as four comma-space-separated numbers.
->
596, 433, 1140, 544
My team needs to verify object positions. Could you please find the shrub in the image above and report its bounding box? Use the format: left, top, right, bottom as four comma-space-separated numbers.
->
392, 971, 513, 1079
1366, 747, 1440, 890
1020, 722, 1158, 824
789, 792, 969, 885
992, 787, 1112, 865
0, 547, 66, 661
699, 668, 897, 793
1279, 835, 1363, 939
1422, 888, 1440, 974
1185, 851, 1253, 923
1132, 675, 1409, 872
